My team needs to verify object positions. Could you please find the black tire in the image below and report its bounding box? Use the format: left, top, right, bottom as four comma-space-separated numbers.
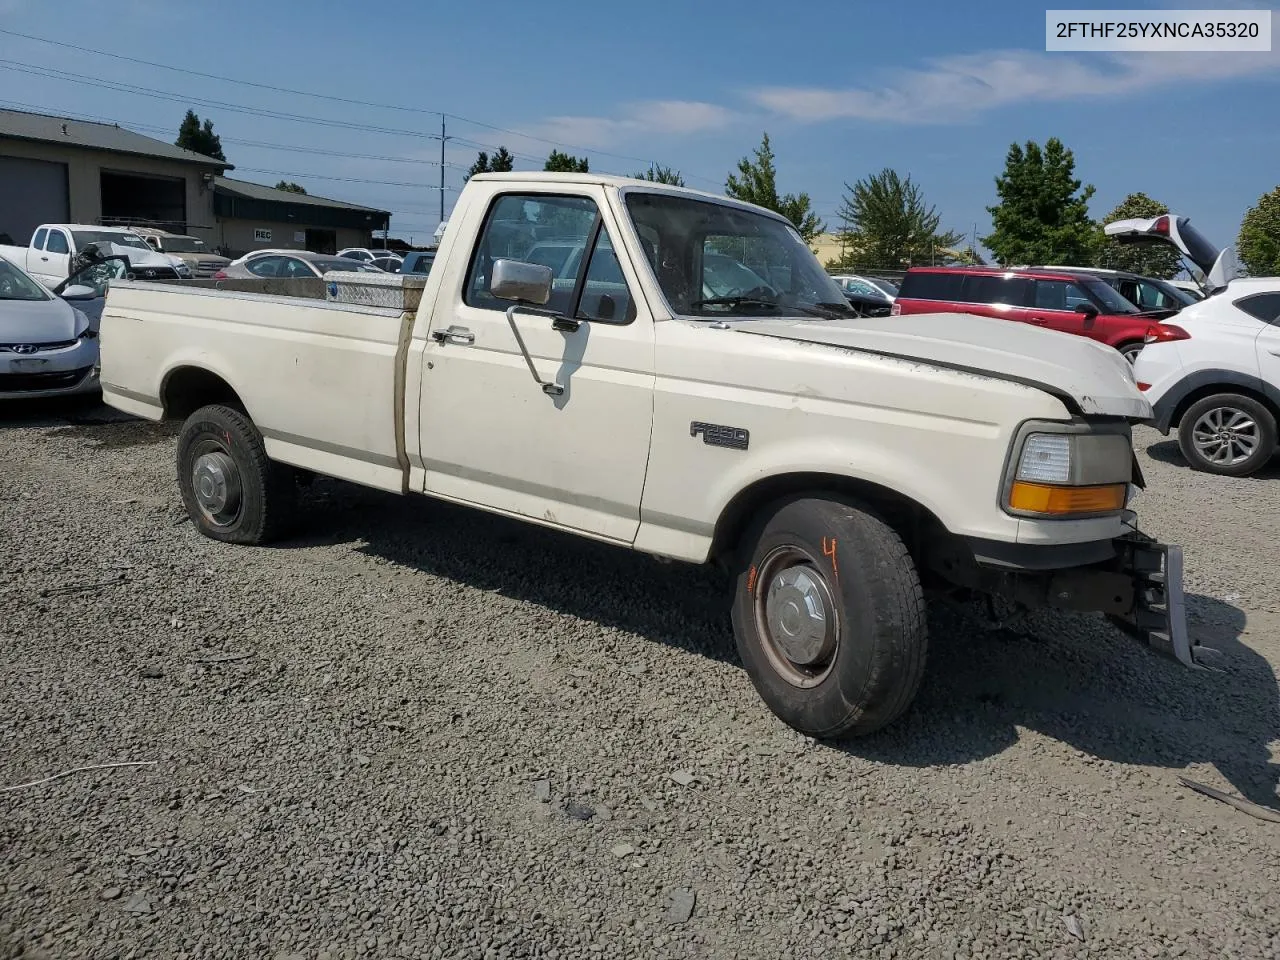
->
1118, 341, 1144, 365
1176, 393, 1278, 478
176, 404, 297, 544
730, 495, 927, 738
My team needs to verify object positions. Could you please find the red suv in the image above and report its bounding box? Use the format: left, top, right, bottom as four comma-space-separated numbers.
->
892, 266, 1184, 364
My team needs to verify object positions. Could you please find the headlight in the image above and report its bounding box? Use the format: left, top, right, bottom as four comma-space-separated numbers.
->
1004, 422, 1133, 519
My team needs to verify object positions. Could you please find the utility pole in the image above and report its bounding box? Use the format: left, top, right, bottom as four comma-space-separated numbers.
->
439, 114, 450, 225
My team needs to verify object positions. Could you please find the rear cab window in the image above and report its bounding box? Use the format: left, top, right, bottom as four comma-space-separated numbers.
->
465, 193, 636, 324
32, 228, 48, 250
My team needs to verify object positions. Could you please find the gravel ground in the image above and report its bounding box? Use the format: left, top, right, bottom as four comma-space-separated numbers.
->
2, 398, 1278, 960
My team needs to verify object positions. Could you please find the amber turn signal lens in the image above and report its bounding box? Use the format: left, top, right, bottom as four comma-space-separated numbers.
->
1009, 481, 1127, 515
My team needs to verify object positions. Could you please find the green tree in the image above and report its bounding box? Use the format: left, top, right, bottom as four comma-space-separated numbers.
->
466, 146, 515, 181
633, 164, 685, 186
983, 138, 1097, 266
490, 147, 514, 172
274, 181, 307, 194
175, 109, 226, 162
1238, 186, 1280, 278
544, 150, 589, 173
466, 150, 492, 181
725, 133, 824, 242
831, 168, 961, 270
1093, 192, 1181, 277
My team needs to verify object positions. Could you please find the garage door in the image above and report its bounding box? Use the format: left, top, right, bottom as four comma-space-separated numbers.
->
0, 156, 69, 245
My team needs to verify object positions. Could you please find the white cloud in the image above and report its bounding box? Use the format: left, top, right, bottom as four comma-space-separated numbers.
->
749, 48, 1280, 124
527, 100, 736, 150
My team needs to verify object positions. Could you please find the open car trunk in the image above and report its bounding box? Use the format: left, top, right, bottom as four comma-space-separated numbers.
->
1103, 214, 1239, 292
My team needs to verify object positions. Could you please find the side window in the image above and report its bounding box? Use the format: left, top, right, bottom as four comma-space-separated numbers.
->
246, 256, 282, 278
899, 271, 964, 301
1234, 292, 1280, 324
576, 229, 634, 324
1131, 281, 1164, 309
33, 228, 48, 250
283, 258, 314, 278
960, 275, 1030, 306
1034, 280, 1091, 311
45, 230, 69, 255
465, 193, 598, 315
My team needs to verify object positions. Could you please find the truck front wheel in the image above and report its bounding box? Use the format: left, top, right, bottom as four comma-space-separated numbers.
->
176, 404, 296, 545
731, 496, 927, 738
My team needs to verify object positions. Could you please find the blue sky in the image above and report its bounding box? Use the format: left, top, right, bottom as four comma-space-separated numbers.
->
1, 0, 1277, 252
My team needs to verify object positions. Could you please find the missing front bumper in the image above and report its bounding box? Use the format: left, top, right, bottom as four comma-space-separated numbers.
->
938, 532, 1197, 667
1104, 540, 1196, 667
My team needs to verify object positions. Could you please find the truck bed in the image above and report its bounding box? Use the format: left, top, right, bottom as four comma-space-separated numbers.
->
99, 278, 418, 493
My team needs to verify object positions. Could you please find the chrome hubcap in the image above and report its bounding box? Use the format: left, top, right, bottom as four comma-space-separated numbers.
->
1192, 407, 1259, 466
754, 547, 840, 688
192, 450, 241, 525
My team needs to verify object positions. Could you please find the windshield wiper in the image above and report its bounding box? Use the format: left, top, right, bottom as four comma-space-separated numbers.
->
687, 296, 781, 311
810, 301, 858, 318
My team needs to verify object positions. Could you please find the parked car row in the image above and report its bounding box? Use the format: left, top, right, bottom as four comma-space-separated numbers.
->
212, 249, 386, 281
0, 223, 191, 288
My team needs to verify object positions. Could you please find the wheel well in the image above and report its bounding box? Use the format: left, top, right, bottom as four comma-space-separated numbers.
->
160, 367, 245, 420
1170, 382, 1279, 430
708, 472, 951, 568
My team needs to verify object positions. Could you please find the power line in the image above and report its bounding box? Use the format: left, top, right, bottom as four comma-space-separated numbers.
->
0, 27, 664, 167
0, 60, 448, 139
235, 167, 465, 191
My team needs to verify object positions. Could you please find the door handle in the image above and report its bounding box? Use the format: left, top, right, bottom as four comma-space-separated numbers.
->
1028, 317, 1049, 325
41, 256, 49, 261
431, 325, 474, 345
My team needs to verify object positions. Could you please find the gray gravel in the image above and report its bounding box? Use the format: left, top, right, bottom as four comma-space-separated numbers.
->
2, 397, 1279, 960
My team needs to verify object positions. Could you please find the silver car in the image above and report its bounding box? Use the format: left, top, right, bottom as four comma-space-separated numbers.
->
0, 255, 124, 400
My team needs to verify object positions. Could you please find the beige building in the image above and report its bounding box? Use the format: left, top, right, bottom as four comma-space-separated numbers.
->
212, 178, 389, 258
0, 107, 227, 244
0, 108, 390, 257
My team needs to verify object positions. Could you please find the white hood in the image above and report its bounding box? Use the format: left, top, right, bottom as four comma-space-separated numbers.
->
734, 312, 1152, 420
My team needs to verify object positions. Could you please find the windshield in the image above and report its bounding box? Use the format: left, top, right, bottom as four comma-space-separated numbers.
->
0, 257, 50, 301
1082, 277, 1140, 314
868, 277, 898, 296
623, 192, 849, 318
160, 236, 207, 253
72, 230, 151, 251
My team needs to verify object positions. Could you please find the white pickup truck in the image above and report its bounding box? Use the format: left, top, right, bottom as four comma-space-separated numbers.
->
98, 173, 1195, 738
0, 223, 189, 288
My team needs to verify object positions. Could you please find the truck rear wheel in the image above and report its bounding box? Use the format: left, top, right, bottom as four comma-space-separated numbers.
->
730, 496, 927, 738
176, 404, 296, 545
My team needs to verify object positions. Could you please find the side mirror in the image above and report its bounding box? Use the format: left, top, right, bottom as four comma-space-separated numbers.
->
1077, 302, 1099, 319
490, 258, 553, 305
60, 284, 99, 301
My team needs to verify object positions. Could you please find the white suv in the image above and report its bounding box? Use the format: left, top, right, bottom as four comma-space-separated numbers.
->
1106, 212, 1280, 476
1133, 282, 1280, 476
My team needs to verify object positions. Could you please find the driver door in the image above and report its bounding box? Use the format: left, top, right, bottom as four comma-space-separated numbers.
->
1028, 278, 1093, 336
417, 187, 656, 543
35, 228, 71, 286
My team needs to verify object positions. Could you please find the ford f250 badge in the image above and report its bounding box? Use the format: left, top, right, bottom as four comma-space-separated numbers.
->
690, 421, 749, 450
